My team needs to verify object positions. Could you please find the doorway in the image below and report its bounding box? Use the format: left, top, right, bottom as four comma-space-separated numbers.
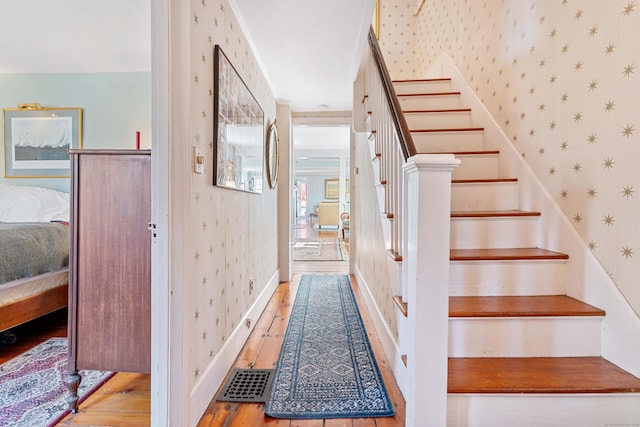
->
291, 125, 350, 264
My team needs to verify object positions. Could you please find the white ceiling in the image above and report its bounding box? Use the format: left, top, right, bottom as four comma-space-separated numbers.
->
231, 0, 376, 112
0, 0, 151, 73
293, 125, 351, 151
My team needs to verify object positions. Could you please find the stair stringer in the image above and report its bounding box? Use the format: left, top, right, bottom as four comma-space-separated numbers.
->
425, 53, 640, 377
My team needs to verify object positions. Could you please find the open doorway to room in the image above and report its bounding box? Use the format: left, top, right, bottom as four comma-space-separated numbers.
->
292, 125, 350, 264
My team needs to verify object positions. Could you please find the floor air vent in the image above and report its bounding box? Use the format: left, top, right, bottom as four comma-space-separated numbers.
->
217, 369, 275, 402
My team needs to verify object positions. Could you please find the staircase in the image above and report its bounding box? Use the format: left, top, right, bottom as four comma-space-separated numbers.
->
391, 77, 640, 425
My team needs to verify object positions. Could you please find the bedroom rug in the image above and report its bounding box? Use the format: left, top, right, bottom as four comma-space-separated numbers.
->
0, 338, 113, 427
292, 239, 344, 261
265, 274, 395, 419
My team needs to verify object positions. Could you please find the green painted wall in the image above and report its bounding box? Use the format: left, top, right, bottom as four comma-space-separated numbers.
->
0, 72, 151, 192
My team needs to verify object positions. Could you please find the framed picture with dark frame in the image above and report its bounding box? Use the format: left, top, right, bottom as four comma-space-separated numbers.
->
2, 105, 82, 178
213, 45, 264, 193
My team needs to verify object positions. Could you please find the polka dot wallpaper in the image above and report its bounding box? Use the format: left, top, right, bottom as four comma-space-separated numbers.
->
186, 0, 277, 391
379, 0, 640, 314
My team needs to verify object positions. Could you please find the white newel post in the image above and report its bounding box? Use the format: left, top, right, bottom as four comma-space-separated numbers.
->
403, 154, 459, 427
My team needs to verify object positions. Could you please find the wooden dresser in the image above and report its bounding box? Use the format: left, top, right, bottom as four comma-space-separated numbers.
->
66, 149, 151, 412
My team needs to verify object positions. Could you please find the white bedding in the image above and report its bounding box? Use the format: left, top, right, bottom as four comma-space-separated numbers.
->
0, 183, 70, 223
0, 184, 70, 316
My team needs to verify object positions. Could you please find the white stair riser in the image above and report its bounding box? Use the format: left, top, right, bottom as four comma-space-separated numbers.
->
364, 113, 372, 134
371, 157, 381, 183
452, 154, 499, 180
398, 94, 461, 110
451, 216, 538, 249
450, 260, 567, 296
412, 130, 484, 148
451, 182, 519, 211
376, 184, 386, 214
405, 111, 472, 129
368, 134, 377, 159
449, 317, 602, 357
379, 212, 391, 251
415, 137, 485, 153
447, 394, 640, 427
394, 80, 452, 93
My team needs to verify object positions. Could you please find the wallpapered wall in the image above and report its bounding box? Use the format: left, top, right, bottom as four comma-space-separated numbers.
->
379, 0, 640, 315
353, 132, 399, 341
186, 0, 277, 391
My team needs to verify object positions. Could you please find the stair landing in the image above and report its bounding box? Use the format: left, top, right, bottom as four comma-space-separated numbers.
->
449, 357, 640, 394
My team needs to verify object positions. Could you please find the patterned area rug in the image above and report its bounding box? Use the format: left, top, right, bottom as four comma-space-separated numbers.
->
292, 239, 344, 261
0, 338, 113, 427
265, 275, 395, 419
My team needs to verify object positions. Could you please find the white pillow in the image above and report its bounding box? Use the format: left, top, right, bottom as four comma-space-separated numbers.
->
0, 183, 70, 222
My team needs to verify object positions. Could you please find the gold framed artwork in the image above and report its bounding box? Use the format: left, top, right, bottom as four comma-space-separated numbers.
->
2, 105, 83, 178
325, 179, 339, 199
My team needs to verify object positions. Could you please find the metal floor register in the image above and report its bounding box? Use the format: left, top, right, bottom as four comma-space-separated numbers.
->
217, 369, 275, 403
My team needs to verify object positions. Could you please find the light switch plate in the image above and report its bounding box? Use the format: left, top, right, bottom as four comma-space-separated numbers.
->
194, 146, 205, 174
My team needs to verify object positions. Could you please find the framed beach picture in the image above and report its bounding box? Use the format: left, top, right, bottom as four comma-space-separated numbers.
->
2, 106, 82, 178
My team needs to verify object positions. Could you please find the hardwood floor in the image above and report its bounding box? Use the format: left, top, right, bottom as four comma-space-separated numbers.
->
0, 308, 67, 364
58, 270, 405, 427
0, 309, 151, 427
2, 220, 405, 426
197, 275, 405, 426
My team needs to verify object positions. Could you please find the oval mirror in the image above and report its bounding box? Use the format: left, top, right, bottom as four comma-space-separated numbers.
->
266, 120, 279, 189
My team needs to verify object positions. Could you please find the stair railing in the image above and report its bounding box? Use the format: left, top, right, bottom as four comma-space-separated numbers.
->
360, 27, 414, 260
355, 27, 460, 427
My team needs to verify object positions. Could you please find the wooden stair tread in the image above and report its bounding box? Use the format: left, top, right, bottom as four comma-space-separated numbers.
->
393, 296, 408, 317
386, 249, 402, 262
450, 248, 569, 261
452, 178, 518, 184
446, 150, 499, 155
397, 91, 461, 97
393, 78, 452, 83
404, 108, 471, 114
411, 127, 484, 133
451, 210, 540, 218
449, 295, 605, 317
448, 357, 640, 393
422, 150, 499, 156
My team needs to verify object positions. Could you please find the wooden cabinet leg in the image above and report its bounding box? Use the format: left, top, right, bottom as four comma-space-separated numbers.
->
66, 370, 82, 413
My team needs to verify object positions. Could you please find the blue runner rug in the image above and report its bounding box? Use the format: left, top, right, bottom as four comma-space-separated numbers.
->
265, 274, 395, 419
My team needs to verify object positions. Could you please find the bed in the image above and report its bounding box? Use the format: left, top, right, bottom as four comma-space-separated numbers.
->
0, 183, 70, 334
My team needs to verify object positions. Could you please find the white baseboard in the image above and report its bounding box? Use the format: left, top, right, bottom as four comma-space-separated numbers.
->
354, 265, 407, 398
188, 270, 280, 427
